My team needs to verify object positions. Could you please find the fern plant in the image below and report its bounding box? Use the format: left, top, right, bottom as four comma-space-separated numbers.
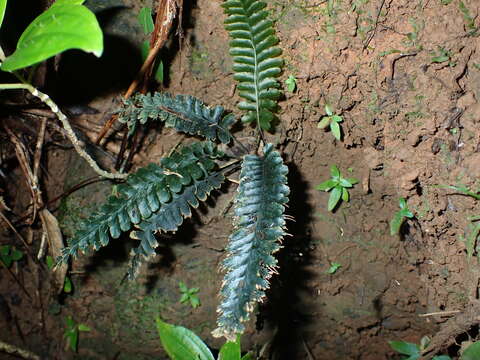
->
60, 0, 287, 342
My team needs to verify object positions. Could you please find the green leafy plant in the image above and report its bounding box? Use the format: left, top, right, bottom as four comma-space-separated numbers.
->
285, 75, 297, 93
459, 1, 477, 33
46, 255, 73, 293
0, 245, 23, 268
430, 46, 456, 67
316, 165, 358, 212
64, 315, 91, 352
389, 337, 451, 360
157, 318, 253, 360
179, 281, 201, 309
60, 0, 289, 344
326, 262, 341, 274
390, 198, 414, 236
317, 104, 343, 141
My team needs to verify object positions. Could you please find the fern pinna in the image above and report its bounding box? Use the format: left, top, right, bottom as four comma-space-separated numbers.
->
213, 144, 289, 340
223, 0, 283, 130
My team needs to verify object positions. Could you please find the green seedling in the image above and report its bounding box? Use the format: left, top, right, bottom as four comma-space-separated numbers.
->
46, 255, 73, 293
403, 17, 424, 49
316, 165, 358, 212
390, 198, 414, 236
459, 1, 477, 33
389, 336, 451, 360
326, 262, 341, 274
64, 316, 90, 352
285, 75, 297, 93
0, 245, 23, 268
430, 47, 455, 66
317, 104, 344, 141
157, 318, 253, 360
436, 184, 480, 258
179, 281, 201, 309
138, 7, 164, 84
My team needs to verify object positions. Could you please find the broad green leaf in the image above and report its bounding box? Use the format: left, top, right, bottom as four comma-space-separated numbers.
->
67, 329, 79, 352
330, 165, 340, 178
339, 178, 353, 188
285, 75, 296, 93
0, 0, 6, 30
46, 255, 54, 270
54, 0, 86, 5
1, 3, 103, 71
328, 186, 342, 212
341, 187, 349, 202
390, 212, 404, 236
399, 197, 407, 208
178, 281, 188, 292
330, 120, 341, 141
431, 55, 449, 63
138, 7, 154, 35
154, 59, 164, 84
326, 262, 341, 274
190, 296, 200, 308
64, 277, 72, 293
332, 114, 343, 123
141, 40, 150, 62
388, 340, 420, 356
317, 117, 331, 129
241, 354, 254, 360
78, 324, 91, 332
219, 338, 241, 360
461, 341, 480, 360
65, 315, 75, 329
180, 294, 189, 303
156, 318, 215, 360
325, 104, 333, 116
346, 178, 359, 185
316, 179, 336, 191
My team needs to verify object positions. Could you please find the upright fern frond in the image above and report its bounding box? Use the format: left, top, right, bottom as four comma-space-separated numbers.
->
223, 0, 283, 131
212, 144, 289, 340
118, 92, 235, 143
59, 141, 224, 264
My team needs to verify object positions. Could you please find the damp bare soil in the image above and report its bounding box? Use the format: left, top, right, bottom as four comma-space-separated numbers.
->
1, 0, 480, 359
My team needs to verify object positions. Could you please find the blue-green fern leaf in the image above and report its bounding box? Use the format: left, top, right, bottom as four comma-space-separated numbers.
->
223, 0, 283, 130
118, 92, 235, 143
128, 171, 225, 278
212, 143, 289, 340
59, 141, 224, 264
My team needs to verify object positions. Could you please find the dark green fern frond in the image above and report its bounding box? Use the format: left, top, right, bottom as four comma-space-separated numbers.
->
118, 92, 235, 143
59, 141, 224, 264
128, 171, 225, 278
212, 143, 289, 340
223, 0, 283, 131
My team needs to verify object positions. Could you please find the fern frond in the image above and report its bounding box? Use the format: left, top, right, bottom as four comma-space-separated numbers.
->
223, 0, 283, 131
212, 143, 289, 340
59, 141, 224, 263
118, 92, 235, 144
128, 171, 225, 278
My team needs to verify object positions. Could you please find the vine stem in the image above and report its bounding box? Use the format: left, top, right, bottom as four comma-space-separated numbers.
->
0, 83, 127, 180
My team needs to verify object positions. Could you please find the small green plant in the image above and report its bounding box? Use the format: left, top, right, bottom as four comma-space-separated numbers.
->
326, 262, 341, 274
390, 198, 414, 236
64, 316, 91, 352
316, 165, 358, 212
46, 255, 73, 293
157, 318, 253, 360
437, 184, 480, 258
179, 281, 201, 309
285, 75, 297, 93
430, 46, 456, 67
403, 17, 424, 49
440, 0, 453, 4
459, 1, 477, 34
390, 337, 480, 360
317, 104, 344, 141
0, 245, 23, 268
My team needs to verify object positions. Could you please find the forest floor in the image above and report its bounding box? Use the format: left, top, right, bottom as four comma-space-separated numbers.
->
1, 0, 480, 359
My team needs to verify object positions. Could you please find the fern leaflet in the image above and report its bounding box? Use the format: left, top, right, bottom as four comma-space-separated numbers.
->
212, 143, 289, 340
223, 0, 283, 130
118, 92, 235, 143
59, 141, 224, 263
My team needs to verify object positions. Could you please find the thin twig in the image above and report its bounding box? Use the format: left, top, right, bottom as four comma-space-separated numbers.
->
0, 83, 126, 179
0, 340, 40, 360
363, 0, 386, 50
418, 310, 461, 317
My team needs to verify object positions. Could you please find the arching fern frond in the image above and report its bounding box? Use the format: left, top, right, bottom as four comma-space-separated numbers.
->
212, 144, 289, 340
223, 0, 283, 131
118, 92, 235, 144
59, 141, 224, 263
128, 171, 225, 279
